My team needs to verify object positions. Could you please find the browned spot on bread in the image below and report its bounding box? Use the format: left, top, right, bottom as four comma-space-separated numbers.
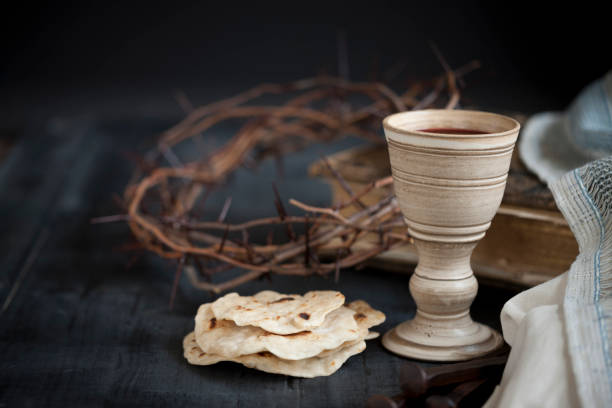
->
330, 361, 335, 366
235, 305, 243, 309
191, 346, 198, 351
299, 312, 310, 320
244, 308, 252, 311
275, 316, 280, 320
285, 331, 309, 337
270, 296, 295, 304
354, 313, 366, 321
199, 352, 206, 357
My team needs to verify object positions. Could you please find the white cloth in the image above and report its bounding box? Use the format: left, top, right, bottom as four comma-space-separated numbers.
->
485, 157, 612, 407
484, 274, 580, 407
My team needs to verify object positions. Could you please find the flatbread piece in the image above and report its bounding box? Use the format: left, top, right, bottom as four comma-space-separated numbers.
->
183, 332, 366, 378
211, 290, 345, 334
194, 303, 361, 360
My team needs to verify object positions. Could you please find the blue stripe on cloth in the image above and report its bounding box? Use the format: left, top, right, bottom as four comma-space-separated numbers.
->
574, 168, 612, 395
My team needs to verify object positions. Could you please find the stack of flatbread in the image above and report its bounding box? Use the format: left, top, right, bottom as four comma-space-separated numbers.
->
183, 290, 385, 378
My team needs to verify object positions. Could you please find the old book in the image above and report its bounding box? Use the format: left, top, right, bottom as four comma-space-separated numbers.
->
309, 144, 577, 288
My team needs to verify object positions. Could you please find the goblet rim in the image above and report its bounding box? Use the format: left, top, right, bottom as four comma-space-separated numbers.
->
383, 109, 520, 139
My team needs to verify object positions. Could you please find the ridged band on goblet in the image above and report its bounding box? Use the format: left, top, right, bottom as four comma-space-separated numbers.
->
381, 109, 519, 361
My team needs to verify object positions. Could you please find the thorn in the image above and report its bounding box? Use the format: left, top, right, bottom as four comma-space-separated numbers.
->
429, 41, 466, 88
272, 183, 296, 241
272, 183, 287, 219
191, 187, 213, 219
169, 256, 186, 310
304, 215, 310, 267
159, 143, 184, 169
242, 230, 254, 263
429, 41, 452, 74
90, 214, 130, 224
320, 155, 366, 209
217, 197, 232, 222
218, 225, 230, 253
173, 89, 194, 113
337, 29, 350, 80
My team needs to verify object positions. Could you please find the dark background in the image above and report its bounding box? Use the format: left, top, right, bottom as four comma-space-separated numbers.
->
2, 0, 611, 124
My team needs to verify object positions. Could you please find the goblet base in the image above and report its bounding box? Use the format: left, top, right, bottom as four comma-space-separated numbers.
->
382, 320, 503, 362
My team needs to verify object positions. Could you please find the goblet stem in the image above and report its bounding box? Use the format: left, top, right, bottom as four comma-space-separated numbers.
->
382, 238, 502, 361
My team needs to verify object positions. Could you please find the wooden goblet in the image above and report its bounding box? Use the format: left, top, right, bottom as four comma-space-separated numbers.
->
381, 110, 520, 361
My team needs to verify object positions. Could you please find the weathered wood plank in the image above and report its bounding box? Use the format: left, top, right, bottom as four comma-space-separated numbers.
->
0, 118, 516, 407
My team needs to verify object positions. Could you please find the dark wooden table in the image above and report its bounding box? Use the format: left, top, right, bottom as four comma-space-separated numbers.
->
0, 118, 518, 407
